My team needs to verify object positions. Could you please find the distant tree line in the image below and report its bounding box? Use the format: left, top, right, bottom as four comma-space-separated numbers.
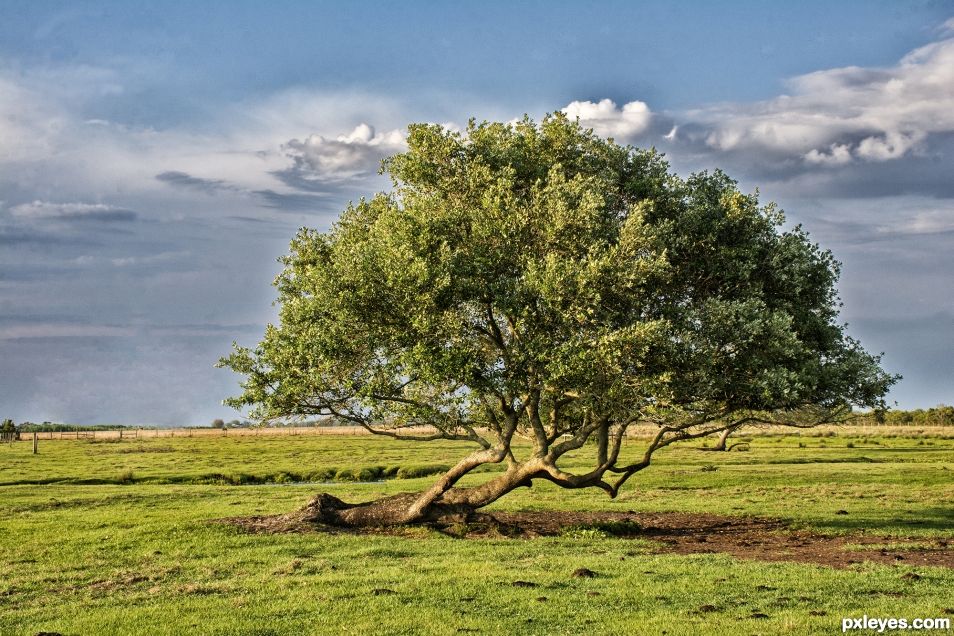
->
1, 418, 18, 442
210, 417, 345, 428
211, 419, 252, 429
860, 405, 954, 426
12, 422, 138, 433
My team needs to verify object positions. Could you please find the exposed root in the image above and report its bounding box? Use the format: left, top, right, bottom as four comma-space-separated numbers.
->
217, 499, 954, 569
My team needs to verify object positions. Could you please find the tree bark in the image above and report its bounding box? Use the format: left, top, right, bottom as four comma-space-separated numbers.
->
296, 462, 541, 527
713, 426, 732, 451
698, 426, 736, 451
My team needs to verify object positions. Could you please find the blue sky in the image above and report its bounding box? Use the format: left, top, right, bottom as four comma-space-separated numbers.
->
2, 1, 953, 424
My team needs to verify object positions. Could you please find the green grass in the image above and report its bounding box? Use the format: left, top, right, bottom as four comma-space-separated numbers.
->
1, 431, 952, 635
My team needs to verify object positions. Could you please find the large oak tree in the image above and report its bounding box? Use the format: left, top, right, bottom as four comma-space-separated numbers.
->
220, 115, 895, 526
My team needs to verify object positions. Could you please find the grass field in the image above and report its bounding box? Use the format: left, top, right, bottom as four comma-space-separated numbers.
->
1, 429, 952, 635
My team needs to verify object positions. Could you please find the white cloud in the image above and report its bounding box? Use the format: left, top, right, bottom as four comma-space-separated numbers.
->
8, 200, 136, 222
0, 76, 66, 163
280, 124, 406, 185
109, 251, 189, 267
562, 98, 652, 141
0, 69, 419, 218
884, 207, 954, 236
689, 33, 954, 164
855, 130, 926, 161
0, 323, 134, 339
804, 143, 853, 165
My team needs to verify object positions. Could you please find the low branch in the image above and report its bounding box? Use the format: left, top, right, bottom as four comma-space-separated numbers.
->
321, 403, 488, 445
404, 445, 510, 520
548, 412, 606, 458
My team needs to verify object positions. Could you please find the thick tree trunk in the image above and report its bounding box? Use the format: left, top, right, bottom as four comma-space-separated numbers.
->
698, 426, 735, 451
294, 492, 470, 526
713, 427, 732, 451
297, 464, 540, 527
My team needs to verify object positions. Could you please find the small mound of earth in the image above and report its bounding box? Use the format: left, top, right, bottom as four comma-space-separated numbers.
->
220, 509, 953, 569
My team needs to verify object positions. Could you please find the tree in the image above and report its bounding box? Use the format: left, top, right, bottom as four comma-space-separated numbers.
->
1, 418, 17, 443
220, 114, 896, 526
211, 418, 226, 429
702, 424, 747, 452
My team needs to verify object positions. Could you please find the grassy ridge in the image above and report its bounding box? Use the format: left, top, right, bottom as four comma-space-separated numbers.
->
1, 431, 952, 635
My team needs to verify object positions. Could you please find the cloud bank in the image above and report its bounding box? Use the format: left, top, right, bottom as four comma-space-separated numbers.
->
9, 200, 137, 222
3, 20, 954, 422
686, 36, 954, 166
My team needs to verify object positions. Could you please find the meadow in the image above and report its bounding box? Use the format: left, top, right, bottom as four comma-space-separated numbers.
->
1, 428, 952, 635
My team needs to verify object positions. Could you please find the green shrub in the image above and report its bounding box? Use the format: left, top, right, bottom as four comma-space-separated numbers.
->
591, 520, 642, 536
309, 468, 337, 482
334, 468, 358, 481
354, 467, 381, 481
560, 520, 642, 539
560, 527, 609, 540
228, 473, 255, 485
395, 464, 450, 480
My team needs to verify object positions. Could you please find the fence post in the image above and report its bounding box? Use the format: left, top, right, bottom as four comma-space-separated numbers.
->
33, 432, 38, 454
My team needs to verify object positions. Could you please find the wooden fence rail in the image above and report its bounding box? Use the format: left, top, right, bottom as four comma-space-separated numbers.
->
17, 426, 436, 441
9, 424, 953, 443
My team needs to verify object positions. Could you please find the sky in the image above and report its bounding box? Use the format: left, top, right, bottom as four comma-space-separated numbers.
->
1, 1, 953, 425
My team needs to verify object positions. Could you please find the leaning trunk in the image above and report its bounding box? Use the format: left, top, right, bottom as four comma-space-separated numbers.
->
699, 426, 735, 452
297, 464, 538, 527
713, 427, 732, 451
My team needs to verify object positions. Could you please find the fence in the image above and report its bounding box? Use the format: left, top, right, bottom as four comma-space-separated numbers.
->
14, 423, 954, 443
19, 426, 433, 441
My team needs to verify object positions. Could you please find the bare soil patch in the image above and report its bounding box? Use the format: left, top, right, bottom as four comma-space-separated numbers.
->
220, 508, 953, 569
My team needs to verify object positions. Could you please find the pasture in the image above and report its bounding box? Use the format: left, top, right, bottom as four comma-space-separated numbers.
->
1, 428, 952, 635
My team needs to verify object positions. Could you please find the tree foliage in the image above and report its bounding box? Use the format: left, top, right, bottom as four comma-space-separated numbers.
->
863, 405, 954, 426
220, 114, 896, 523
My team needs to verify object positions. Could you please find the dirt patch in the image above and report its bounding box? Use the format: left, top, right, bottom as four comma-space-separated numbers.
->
219, 509, 953, 569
